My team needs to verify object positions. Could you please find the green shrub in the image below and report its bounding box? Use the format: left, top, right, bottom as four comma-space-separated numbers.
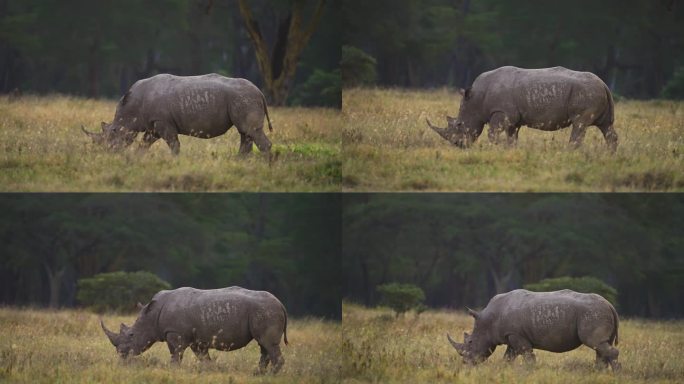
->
377, 283, 426, 317
661, 67, 684, 99
77, 271, 171, 313
290, 69, 341, 108
524, 276, 618, 306
341, 45, 377, 87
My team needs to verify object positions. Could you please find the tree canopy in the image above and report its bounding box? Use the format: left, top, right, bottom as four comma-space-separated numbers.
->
343, 194, 684, 318
343, 0, 684, 98
0, 194, 342, 319
0, 0, 340, 106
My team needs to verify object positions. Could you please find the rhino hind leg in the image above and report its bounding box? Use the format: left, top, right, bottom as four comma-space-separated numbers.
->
595, 342, 620, 372
256, 344, 270, 374
238, 133, 255, 156
569, 122, 588, 149
598, 124, 618, 152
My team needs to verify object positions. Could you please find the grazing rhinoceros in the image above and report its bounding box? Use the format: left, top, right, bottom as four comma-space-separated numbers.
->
447, 289, 620, 371
82, 73, 273, 156
100, 286, 288, 373
426, 66, 617, 151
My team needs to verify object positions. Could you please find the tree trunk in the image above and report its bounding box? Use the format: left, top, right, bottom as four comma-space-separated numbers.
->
44, 263, 65, 308
237, 0, 326, 105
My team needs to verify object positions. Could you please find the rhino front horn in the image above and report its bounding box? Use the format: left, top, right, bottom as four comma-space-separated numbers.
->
100, 319, 119, 346
446, 333, 465, 355
426, 118, 449, 140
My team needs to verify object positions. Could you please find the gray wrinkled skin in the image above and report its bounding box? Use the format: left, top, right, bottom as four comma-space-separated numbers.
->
83, 74, 273, 156
427, 66, 617, 151
101, 286, 288, 373
447, 289, 620, 371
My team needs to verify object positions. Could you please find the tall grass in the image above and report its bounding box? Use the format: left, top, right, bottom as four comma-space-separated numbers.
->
341, 303, 684, 383
0, 95, 341, 191
342, 88, 684, 191
0, 307, 340, 383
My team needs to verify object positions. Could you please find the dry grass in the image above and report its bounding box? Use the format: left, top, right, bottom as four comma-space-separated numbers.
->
0, 307, 340, 383
342, 88, 684, 191
0, 95, 341, 191
341, 303, 684, 383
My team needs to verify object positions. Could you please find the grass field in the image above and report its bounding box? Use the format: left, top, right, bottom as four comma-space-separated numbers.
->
341, 303, 684, 383
0, 307, 340, 383
343, 88, 684, 191
0, 95, 341, 191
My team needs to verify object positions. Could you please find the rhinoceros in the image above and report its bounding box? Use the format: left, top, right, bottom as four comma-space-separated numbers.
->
100, 286, 288, 373
447, 289, 620, 371
427, 66, 617, 151
82, 73, 273, 156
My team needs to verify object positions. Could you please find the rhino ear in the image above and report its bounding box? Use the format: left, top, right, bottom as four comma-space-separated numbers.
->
136, 302, 144, 310
458, 88, 466, 96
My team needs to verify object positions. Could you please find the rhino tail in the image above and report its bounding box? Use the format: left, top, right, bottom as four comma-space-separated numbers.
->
262, 93, 273, 132
601, 84, 615, 127
282, 304, 289, 345
610, 303, 619, 346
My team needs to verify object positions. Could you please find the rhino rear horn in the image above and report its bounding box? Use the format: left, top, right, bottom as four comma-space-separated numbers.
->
100, 319, 119, 346
447, 333, 465, 356
466, 307, 480, 319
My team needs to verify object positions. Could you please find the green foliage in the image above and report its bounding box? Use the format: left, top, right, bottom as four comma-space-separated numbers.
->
377, 283, 425, 317
77, 271, 171, 313
661, 67, 684, 99
291, 69, 342, 107
524, 276, 618, 306
341, 45, 377, 87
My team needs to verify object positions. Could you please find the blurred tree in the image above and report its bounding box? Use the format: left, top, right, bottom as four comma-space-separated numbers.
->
343, 194, 684, 318
0, 194, 341, 319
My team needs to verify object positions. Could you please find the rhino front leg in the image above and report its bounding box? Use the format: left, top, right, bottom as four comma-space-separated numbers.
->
166, 332, 189, 364
138, 131, 160, 152
191, 343, 211, 362
154, 121, 180, 155
488, 112, 514, 145
503, 345, 518, 362
507, 334, 535, 364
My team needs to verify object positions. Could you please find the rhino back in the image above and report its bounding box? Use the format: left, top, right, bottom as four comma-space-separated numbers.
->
156, 287, 284, 349
124, 74, 264, 137
475, 66, 610, 130
483, 289, 614, 352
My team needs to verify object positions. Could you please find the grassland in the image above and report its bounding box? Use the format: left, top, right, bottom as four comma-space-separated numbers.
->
0, 307, 340, 383
0, 95, 341, 191
343, 88, 684, 191
341, 303, 684, 383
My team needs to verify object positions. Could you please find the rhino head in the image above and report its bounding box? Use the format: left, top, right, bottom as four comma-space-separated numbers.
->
82, 121, 137, 151
100, 302, 157, 358
426, 88, 483, 148
446, 307, 495, 365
